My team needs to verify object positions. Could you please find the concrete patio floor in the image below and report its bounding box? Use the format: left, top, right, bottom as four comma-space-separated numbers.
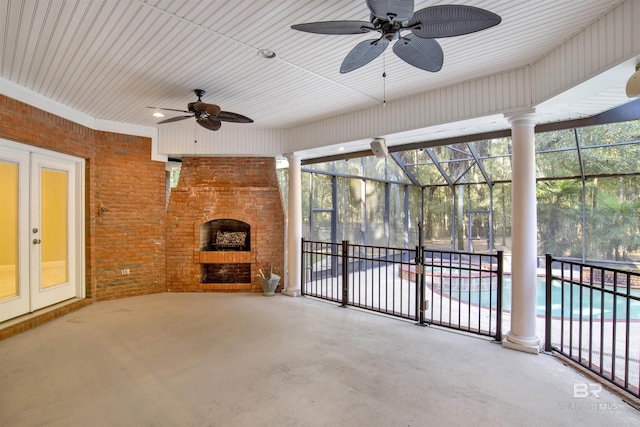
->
1, 292, 638, 426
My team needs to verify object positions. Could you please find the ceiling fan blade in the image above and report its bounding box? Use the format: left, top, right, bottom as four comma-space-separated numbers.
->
147, 106, 191, 114
393, 35, 443, 72
191, 101, 221, 116
340, 37, 389, 74
291, 21, 375, 35
215, 111, 254, 123
367, 0, 414, 23
408, 5, 501, 39
197, 117, 222, 131
157, 115, 193, 124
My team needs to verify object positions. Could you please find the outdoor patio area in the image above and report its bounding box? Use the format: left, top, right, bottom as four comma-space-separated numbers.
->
1, 292, 638, 426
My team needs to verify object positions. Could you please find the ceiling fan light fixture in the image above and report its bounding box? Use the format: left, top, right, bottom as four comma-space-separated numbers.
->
626, 63, 640, 98
258, 49, 276, 59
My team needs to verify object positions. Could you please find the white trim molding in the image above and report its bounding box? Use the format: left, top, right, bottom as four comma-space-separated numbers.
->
0, 77, 164, 162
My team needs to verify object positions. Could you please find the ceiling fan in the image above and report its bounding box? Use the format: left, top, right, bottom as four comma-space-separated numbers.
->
291, 0, 501, 73
147, 89, 253, 131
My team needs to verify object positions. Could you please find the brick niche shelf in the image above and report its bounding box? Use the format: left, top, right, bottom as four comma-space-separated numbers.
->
198, 251, 251, 264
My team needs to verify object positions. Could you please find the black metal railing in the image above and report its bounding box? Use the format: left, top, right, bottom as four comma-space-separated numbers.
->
545, 254, 640, 398
345, 243, 419, 320
422, 249, 503, 339
301, 240, 344, 304
301, 239, 503, 340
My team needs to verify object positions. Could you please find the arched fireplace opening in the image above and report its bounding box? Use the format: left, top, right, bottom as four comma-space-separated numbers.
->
200, 219, 250, 252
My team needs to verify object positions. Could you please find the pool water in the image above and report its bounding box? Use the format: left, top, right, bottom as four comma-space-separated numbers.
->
440, 276, 640, 320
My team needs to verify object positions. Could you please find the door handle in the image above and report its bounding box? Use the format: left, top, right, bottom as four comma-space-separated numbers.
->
32, 239, 41, 245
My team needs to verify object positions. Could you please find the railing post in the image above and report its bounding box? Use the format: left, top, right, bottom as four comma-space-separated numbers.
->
418, 245, 424, 325
414, 246, 428, 326
545, 253, 553, 352
419, 246, 427, 325
341, 240, 349, 307
415, 221, 427, 326
301, 238, 306, 295
495, 251, 503, 341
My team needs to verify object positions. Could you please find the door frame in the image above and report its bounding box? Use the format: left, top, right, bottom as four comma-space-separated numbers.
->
0, 138, 85, 320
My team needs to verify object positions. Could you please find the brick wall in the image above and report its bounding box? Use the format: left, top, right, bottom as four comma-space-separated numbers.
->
166, 157, 285, 293
0, 94, 167, 304
92, 131, 167, 301
0, 96, 286, 338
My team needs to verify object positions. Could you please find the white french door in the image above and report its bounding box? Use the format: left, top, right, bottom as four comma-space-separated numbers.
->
0, 146, 29, 321
0, 142, 84, 323
29, 154, 79, 310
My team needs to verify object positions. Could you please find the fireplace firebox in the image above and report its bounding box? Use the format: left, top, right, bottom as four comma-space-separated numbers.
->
201, 263, 251, 284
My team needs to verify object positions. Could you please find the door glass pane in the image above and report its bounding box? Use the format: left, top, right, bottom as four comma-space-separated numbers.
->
41, 169, 68, 288
0, 161, 19, 300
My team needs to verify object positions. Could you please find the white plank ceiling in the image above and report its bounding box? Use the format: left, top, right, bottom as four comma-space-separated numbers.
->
0, 0, 631, 142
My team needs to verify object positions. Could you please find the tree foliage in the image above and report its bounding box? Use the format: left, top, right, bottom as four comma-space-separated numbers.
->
295, 120, 640, 263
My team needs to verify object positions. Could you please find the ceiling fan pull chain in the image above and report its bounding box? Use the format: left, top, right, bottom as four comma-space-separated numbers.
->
383, 50, 387, 107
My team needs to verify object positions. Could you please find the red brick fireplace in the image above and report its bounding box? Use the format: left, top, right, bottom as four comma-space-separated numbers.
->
166, 157, 285, 292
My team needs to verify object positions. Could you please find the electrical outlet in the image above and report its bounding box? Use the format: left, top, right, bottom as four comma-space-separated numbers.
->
121, 269, 130, 275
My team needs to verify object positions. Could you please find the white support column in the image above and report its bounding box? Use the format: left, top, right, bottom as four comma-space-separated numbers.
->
503, 109, 541, 354
283, 154, 302, 297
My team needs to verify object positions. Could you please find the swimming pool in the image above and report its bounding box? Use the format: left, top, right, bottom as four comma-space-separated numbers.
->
438, 276, 640, 320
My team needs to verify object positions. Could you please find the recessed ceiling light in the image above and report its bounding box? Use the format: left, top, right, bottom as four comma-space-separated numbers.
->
257, 49, 276, 59
153, 112, 165, 118
338, 147, 345, 151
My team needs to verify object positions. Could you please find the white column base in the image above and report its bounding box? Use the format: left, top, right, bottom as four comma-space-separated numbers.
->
282, 289, 301, 297
503, 330, 541, 354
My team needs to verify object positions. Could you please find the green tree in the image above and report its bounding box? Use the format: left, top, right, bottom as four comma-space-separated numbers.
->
590, 191, 640, 261
537, 179, 582, 257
